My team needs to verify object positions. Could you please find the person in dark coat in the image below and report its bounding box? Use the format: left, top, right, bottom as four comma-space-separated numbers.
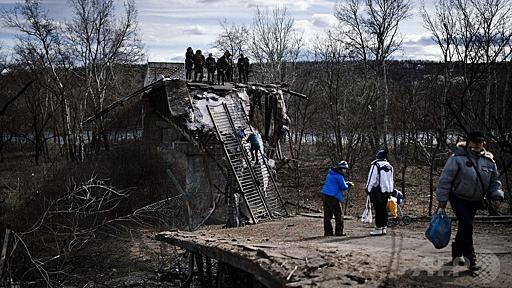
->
216, 55, 228, 85
237, 54, 247, 83
193, 50, 205, 82
206, 53, 216, 84
185, 47, 194, 81
436, 131, 503, 271
224, 50, 233, 82
320, 161, 353, 236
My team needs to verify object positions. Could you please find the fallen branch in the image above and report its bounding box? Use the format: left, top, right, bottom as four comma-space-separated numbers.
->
7, 176, 185, 285
0, 227, 12, 281
286, 266, 298, 281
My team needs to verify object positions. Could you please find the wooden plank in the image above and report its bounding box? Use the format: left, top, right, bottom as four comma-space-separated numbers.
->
283, 89, 308, 100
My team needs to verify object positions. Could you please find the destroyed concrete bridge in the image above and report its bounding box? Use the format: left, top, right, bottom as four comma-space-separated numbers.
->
154, 215, 512, 287
84, 62, 512, 287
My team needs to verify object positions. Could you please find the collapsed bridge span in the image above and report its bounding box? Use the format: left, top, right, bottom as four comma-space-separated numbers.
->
155, 215, 512, 287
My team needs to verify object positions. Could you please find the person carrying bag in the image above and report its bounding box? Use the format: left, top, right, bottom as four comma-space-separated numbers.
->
365, 149, 394, 236
435, 131, 504, 271
361, 196, 373, 224
425, 208, 452, 249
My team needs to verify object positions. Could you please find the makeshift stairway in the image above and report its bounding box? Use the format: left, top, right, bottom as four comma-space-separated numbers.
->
207, 102, 288, 223
225, 101, 288, 219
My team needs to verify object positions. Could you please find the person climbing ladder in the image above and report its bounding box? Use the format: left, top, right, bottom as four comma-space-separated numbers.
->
246, 131, 261, 163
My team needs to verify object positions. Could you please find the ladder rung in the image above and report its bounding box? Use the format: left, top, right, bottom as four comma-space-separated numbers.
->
242, 188, 258, 194
244, 192, 260, 198
240, 182, 256, 187
240, 181, 256, 186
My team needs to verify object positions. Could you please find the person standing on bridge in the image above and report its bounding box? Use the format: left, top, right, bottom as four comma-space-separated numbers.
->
193, 49, 205, 82
185, 47, 194, 81
366, 149, 394, 236
224, 50, 233, 82
216, 55, 228, 85
321, 161, 354, 237
237, 54, 248, 83
436, 131, 503, 272
206, 53, 216, 84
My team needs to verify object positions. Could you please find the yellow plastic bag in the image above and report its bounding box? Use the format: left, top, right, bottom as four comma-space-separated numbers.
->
387, 197, 398, 218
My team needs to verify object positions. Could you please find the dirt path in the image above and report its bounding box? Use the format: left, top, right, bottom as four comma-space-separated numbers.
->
157, 216, 512, 287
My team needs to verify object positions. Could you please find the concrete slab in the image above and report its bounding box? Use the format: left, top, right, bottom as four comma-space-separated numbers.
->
156, 213, 512, 287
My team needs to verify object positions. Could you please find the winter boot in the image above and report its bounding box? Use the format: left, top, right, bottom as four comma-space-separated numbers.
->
334, 225, 345, 236
335, 227, 347, 237
451, 242, 465, 266
468, 253, 481, 272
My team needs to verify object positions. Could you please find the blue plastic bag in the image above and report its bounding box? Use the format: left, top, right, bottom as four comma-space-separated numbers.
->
425, 211, 452, 249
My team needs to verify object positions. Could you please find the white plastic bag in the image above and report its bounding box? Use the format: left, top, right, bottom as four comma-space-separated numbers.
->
361, 196, 373, 224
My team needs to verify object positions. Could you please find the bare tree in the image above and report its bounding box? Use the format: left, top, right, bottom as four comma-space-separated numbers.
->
1, 0, 144, 162
214, 19, 249, 60
422, 0, 512, 134
67, 0, 144, 155
421, 0, 512, 214
309, 31, 373, 168
334, 0, 412, 145
250, 6, 301, 83
2, 0, 79, 161
471, 0, 512, 124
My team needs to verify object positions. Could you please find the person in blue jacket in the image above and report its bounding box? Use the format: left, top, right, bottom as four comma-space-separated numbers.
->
246, 131, 261, 163
321, 161, 354, 236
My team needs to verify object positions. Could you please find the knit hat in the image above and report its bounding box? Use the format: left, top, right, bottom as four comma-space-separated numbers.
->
376, 149, 388, 160
337, 160, 350, 170
466, 131, 485, 143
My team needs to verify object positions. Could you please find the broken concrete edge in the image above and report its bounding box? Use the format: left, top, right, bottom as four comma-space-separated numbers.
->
155, 232, 286, 288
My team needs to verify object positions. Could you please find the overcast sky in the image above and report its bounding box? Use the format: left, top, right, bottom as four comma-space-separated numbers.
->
0, 0, 442, 62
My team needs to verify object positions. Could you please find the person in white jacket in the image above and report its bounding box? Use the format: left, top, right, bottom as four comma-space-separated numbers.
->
366, 149, 394, 236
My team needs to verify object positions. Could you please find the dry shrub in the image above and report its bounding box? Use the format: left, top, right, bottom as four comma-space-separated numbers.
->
1, 141, 188, 286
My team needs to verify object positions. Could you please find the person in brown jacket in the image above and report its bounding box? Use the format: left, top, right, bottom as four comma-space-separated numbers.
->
193, 50, 205, 82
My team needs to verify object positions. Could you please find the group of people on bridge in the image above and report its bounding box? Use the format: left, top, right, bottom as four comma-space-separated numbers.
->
185, 47, 250, 85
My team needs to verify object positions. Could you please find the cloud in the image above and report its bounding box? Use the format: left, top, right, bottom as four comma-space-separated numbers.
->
243, 0, 313, 11
402, 33, 436, 46
169, 55, 184, 62
395, 44, 443, 61
182, 25, 208, 35
0, 26, 19, 35
0, 0, 440, 62
294, 19, 314, 34
311, 13, 337, 28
